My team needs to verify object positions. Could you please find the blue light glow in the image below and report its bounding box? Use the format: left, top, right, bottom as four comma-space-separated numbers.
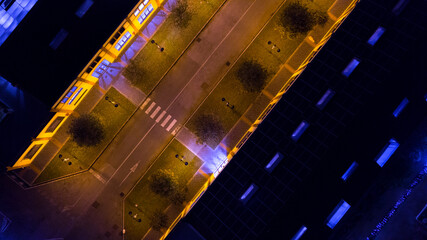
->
291, 226, 307, 240
342, 58, 360, 77
92, 59, 110, 78
137, 4, 154, 24
0, 0, 38, 47
75, 0, 93, 18
326, 200, 351, 229
115, 32, 132, 51
341, 161, 358, 181
316, 89, 335, 110
367, 167, 427, 239
49, 28, 68, 50
265, 152, 283, 173
375, 139, 399, 167
367, 26, 385, 46
240, 184, 258, 203
393, 97, 409, 117
68, 87, 83, 105
292, 121, 309, 141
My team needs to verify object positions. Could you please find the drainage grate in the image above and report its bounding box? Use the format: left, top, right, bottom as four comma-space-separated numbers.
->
112, 224, 119, 230
196, 37, 201, 42
226, 61, 230, 66
104, 231, 111, 237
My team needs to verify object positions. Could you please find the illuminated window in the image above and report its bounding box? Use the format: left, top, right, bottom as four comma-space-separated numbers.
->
109, 27, 125, 45
291, 226, 307, 240
134, 0, 150, 16
68, 88, 83, 105
61, 86, 78, 104
316, 89, 335, 110
367, 26, 385, 46
326, 200, 351, 229
92, 59, 110, 78
393, 98, 409, 118
138, 4, 154, 24
342, 58, 360, 77
341, 162, 358, 181
240, 184, 258, 204
375, 138, 399, 167
265, 152, 284, 173
292, 121, 309, 141
115, 32, 132, 51
75, 0, 94, 18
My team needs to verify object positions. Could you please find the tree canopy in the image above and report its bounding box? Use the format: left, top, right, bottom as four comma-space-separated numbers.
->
236, 60, 268, 92
68, 114, 105, 147
279, 2, 328, 36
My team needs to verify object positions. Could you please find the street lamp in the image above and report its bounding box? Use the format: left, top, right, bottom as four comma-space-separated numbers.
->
58, 154, 72, 165
175, 154, 188, 165
221, 97, 234, 109
105, 96, 119, 107
267, 41, 281, 53
151, 39, 164, 52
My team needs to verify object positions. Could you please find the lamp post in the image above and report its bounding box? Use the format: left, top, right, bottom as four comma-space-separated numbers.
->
105, 96, 119, 107
175, 154, 188, 165
59, 154, 72, 165
151, 39, 164, 52
267, 41, 281, 53
221, 97, 234, 109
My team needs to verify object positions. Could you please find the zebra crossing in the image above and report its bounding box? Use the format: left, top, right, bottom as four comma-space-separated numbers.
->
140, 98, 180, 135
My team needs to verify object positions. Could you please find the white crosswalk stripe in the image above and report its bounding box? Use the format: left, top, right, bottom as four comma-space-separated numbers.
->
166, 119, 177, 131
139, 98, 151, 110
150, 106, 161, 118
140, 99, 178, 133
156, 111, 166, 123
161, 115, 171, 127
145, 102, 156, 114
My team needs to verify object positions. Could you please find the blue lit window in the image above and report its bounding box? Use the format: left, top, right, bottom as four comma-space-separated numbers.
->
61, 86, 78, 104
367, 26, 385, 46
326, 200, 351, 229
92, 59, 110, 78
68, 88, 83, 105
115, 32, 132, 51
240, 184, 258, 204
291, 226, 307, 240
341, 162, 358, 181
375, 138, 399, 167
134, 0, 150, 16
316, 89, 335, 110
291, 121, 309, 141
393, 98, 409, 118
265, 152, 284, 173
342, 58, 360, 77
138, 4, 154, 24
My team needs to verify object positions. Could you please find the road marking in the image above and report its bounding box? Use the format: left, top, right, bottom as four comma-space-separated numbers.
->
106, 124, 156, 185
145, 102, 156, 114
161, 115, 171, 127
150, 106, 161, 118
166, 119, 177, 131
139, 98, 151, 110
171, 124, 181, 135
89, 169, 106, 184
156, 111, 166, 123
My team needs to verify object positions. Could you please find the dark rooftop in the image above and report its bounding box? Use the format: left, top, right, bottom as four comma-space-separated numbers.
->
0, 0, 139, 106
167, 0, 427, 239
